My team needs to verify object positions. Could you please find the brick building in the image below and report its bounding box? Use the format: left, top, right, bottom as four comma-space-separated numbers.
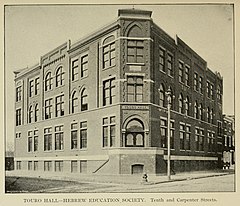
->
14, 9, 224, 175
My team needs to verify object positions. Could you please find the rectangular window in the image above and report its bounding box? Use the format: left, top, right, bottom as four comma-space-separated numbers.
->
127, 40, 144, 63
34, 161, 38, 171
55, 161, 63, 172
103, 78, 116, 106
179, 124, 185, 150
167, 54, 173, 76
160, 119, 167, 148
28, 161, 32, 170
179, 62, 184, 83
210, 84, 214, 99
71, 123, 78, 149
16, 132, 21, 139
199, 129, 204, 151
44, 127, 52, 151
103, 41, 116, 68
56, 95, 64, 117
16, 161, 21, 170
80, 121, 87, 149
35, 77, 40, 95
44, 161, 52, 171
127, 76, 143, 102
207, 81, 210, 98
199, 76, 203, 93
72, 58, 79, 81
217, 121, 222, 136
170, 121, 175, 149
16, 86, 22, 102
34, 130, 38, 152
102, 116, 116, 147
55, 125, 64, 150
185, 65, 190, 86
194, 73, 198, 91
81, 54, 88, 78
185, 125, 191, 150
16, 109, 22, 126
45, 99, 53, 119
195, 128, 200, 151
80, 160, 87, 173
28, 131, 33, 152
71, 160, 78, 173
159, 47, 165, 72
29, 80, 34, 97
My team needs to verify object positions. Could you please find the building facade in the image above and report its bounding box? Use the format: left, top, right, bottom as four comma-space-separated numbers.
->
14, 9, 224, 175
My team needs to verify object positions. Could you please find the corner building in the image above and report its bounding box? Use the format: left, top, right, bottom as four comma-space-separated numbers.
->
14, 9, 224, 175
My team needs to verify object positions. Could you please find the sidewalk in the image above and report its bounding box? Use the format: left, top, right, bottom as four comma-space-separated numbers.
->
5, 169, 234, 185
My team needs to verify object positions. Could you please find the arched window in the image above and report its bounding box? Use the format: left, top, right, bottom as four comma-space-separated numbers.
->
185, 96, 190, 116
29, 106, 33, 123
125, 119, 144, 147
159, 84, 165, 107
72, 91, 78, 114
199, 103, 203, 120
56, 66, 64, 87
35, 104, 39, 122
127, 25, 144, 63
103, 36, 115, 68
45, 72, 52, 91
81, 88, 88, 111
179, 93, 184, 114
194, 101, 198, 119
207, 107, 210, 123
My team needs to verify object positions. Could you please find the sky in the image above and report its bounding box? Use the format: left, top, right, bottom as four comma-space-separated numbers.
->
4, 4, 234, 150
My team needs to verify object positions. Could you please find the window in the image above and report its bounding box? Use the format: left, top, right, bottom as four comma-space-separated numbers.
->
44, 161, 52, 171
179, 124, 185, 150
71, 91, 78, 114
179, 94, 184, 114
28, 161, 32, 170
71, 161, 78, 173
170, 121, 175, 149
207, 107, 210, 123
208, 131, 215, 152
207, 81, 210, 98
194, 73, 198, 91
16, 109, 22, 126
35, 77, 40, 95
210, 84, 214, 99
81, 89, 88, 111
16, 161, 21, 170
55, 161, 63, 172
56, 66, 64, 87
80, 160, 87, 173
185, 125, 191, 150
102, 116, 116, 147
34, 161, 38, 171
179, 62, 184, 83
185, 97, 190, 116
199, 129, 204, 151
159, 47, 165, 72
125, 119, 144, 147
71, 123, 78, 149
16, 86, 22, 102
159, 84, 165, 107
28, 131, 33, 152
103, 36, 115, 68
199, 76, 203, 93
56, 95, 64, 117
195, 128, 204, 151
160, 119, 167, 148
45, 98, 53, 119
28, 106, 33, 123
210, 109, 214, 124
34, 130, 38, 152
16, 132, 21, 139
217, 121, 222, 136
195, 128, 200, 151
80, 121, 87, 149
71, 58, 79, 81
44, 127, 52, 151
127, 76, 143, 102
127, 40, 144, 63
199, 103, 203, 120
81, 54, 88, 78
167, 54, 173, 76
103, 78, 116, 106
194, 101, 198, 119
35, 104, 39, 122
185, 65, 190, 86
217, 85, 222, 101
55, 125, 64, 150
45, 72, 52, 91
29, 80, 34, 97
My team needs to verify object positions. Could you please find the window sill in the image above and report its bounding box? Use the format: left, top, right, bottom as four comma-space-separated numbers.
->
126, 63, 145, 66
80, 75, 88, 80
102, 65, 116, 71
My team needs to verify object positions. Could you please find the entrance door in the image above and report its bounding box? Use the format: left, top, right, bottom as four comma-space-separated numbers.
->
132, 164, 144, 174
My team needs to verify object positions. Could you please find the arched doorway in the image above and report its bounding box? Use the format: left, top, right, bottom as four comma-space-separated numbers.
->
125, 119, 144, 147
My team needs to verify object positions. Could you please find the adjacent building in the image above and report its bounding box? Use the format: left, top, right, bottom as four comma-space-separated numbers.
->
14, 9, 224, 175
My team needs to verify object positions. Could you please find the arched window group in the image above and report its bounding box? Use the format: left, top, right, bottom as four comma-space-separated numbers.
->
71, 88, 88, 114
159, 84, 174, 108
45, 66, 64, 91
28, 103, 39, 123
